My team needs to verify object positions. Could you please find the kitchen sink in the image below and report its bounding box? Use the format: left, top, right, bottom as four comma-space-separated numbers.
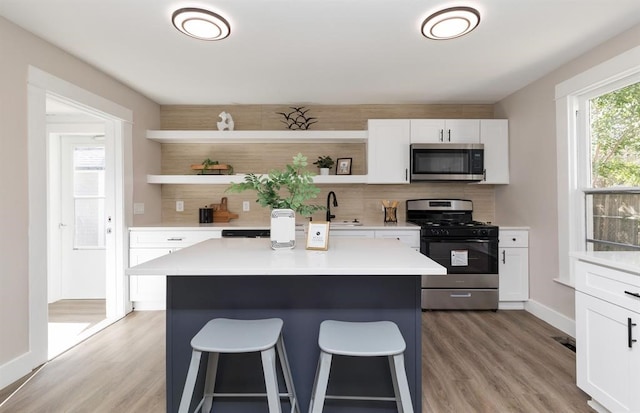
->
330, 220, 363, 227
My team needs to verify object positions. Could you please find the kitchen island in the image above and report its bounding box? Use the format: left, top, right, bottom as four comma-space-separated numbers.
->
126, 237, 446, 413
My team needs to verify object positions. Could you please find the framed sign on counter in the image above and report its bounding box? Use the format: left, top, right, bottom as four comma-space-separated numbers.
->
306, 222, 330, 250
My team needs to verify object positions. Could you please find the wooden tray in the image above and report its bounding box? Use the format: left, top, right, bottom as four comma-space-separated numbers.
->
191, 164, 230, 174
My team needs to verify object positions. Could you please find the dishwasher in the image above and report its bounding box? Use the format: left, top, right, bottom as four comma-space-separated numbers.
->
221, 229, 270, 238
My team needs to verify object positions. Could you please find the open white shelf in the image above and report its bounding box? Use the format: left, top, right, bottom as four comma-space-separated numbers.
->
147, 174, 369, 185
147, 129, 368, 144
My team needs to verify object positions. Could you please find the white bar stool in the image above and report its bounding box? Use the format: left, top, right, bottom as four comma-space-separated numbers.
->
308, 320, 414, 413
178, 318, 300, 413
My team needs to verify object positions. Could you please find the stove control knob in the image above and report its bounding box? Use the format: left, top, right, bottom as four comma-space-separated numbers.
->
480, 229, 488, 236
472, 229, 478, 235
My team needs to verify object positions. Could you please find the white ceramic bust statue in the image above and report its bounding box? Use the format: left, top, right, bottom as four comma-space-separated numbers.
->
217, 111, 235, 131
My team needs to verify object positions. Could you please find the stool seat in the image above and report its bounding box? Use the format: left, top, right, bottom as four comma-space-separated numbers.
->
318, 320, 406, 356
191, 318, 283, 353
309, 320, 414, 413
179, 317, 299, 413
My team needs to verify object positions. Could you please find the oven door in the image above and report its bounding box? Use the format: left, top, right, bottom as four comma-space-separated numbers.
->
421, 237, 498, 274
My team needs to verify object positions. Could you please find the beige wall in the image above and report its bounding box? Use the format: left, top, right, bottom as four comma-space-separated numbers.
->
494, 23, 640, 320
0, 17, 160, 371
158, 105, 497, 225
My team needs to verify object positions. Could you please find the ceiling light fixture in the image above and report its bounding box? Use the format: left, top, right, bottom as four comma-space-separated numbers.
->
421, 6, 480, 40
172, 7, 230, 41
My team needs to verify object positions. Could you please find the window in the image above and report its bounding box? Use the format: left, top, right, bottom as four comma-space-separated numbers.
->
584, 82, 640, 251
73, 146, 106, 249
555, 45, 640, 285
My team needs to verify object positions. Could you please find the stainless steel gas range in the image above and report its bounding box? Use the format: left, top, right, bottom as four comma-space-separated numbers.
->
407, 199, 499, 310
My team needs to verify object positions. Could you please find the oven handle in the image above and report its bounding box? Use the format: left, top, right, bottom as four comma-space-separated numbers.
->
450, 293, 472, 298
422, 238, 496, 243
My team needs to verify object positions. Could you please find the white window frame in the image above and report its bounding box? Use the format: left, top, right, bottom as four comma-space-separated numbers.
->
555, 45, 640, 286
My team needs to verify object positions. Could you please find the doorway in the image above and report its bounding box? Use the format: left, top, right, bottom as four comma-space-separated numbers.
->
27, 66, 133, 370
47, 131, 110, 358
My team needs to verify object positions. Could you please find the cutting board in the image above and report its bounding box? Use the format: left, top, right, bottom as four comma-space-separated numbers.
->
211, 197, 239, 222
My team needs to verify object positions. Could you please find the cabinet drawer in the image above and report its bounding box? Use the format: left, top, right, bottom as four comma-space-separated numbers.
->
375, 230, 420, 248
499, 230, 528, 247
130, 230, 222, 248
576, 260, 640, 312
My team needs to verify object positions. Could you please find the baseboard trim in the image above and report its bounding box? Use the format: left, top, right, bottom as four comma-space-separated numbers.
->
132, 301, 166, 311
0, 351, 37, 391
525, 299, 576, 338
499, 301, 526, 310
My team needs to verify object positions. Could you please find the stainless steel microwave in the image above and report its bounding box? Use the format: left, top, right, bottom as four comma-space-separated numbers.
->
410, 143, 484, 182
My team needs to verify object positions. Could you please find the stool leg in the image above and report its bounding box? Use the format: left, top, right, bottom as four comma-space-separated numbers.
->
179, 349, 202, 413
276, 335, 300, 413
202, 352, 219, 413
309, 351, 332, 413
389, 354, 413, 413
261, 347, 282, 413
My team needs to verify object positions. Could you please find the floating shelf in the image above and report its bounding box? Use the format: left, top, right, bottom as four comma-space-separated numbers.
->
147, 129, 368, 144
146, 174, 368, 185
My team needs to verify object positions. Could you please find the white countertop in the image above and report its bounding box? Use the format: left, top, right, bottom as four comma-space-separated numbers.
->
126, 237, 445, 276
571, 251, 640, 275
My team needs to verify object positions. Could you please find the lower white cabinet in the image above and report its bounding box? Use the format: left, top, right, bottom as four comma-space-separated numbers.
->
574, 257, 640, 413
129, 229, 222, 310
498, 229, 529, 304
330, 228, 420, 250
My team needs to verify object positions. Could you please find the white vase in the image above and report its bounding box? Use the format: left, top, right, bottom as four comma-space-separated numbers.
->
320, 168, 330, 176
270, 209, 296, 249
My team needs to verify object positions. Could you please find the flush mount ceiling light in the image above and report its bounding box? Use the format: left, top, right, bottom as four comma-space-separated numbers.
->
421, 6, 480, 40
172, 7, 230, 41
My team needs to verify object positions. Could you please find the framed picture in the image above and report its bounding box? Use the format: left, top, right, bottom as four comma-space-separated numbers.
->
306, 222, 330, 250
336, 158, 352, 175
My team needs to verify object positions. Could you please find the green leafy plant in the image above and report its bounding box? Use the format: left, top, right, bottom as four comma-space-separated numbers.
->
313, 155, 334, 169
226, 153, 325, 216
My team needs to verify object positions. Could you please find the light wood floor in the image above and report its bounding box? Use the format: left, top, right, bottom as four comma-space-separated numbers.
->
0, 310, 590, 412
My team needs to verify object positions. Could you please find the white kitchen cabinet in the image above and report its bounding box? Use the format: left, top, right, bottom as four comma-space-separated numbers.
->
367, 119, 410, 184
375, 229, 420, 250
479, 119, 509, 184
410, 119, 480, 143
498, 229, 529, 304
330, 229, 375, 239
575, 256, 640, 413
129, 229, 222, 310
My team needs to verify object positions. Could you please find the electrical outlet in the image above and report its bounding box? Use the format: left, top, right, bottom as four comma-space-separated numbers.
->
242, 201, 250, 212
133, 203, 145, 215
176, 200, 184, 212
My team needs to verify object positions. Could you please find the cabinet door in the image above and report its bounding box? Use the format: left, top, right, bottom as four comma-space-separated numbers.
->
129, 248, 174, 304
410, 119, 480, 143
479, 119, 509, 184
498, 247, 529, 301
445, 119, 480, 143
410, 119, 445, 143
367, 119, 410, 184
576, 292, 640, 412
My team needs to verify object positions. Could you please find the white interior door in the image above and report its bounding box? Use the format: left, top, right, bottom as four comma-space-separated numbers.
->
60, 136, 106, 299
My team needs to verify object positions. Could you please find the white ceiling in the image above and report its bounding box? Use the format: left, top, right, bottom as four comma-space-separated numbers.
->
2, 0, 640, 105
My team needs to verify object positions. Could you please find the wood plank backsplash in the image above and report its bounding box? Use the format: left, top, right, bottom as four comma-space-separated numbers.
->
159, 104, 497, 224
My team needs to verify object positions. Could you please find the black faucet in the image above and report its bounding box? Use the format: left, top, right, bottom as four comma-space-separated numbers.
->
326, 191, 338, 222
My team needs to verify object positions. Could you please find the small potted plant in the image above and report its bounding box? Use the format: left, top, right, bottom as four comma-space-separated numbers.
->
313, 156, 334, 175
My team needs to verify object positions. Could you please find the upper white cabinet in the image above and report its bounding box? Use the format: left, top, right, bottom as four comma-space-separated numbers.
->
410, 119, 480, 143
479, 120, 510, 184
367, 119, 410, 184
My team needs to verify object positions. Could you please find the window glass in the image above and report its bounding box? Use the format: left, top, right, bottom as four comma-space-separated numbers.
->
585, 81, 640, 251
73, 146, 105, 249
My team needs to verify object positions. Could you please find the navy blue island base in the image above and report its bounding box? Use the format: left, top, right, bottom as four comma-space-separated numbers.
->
166, 274, 422, 413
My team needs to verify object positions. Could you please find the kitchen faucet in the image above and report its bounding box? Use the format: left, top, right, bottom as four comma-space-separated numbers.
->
326, 191, 338, 222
